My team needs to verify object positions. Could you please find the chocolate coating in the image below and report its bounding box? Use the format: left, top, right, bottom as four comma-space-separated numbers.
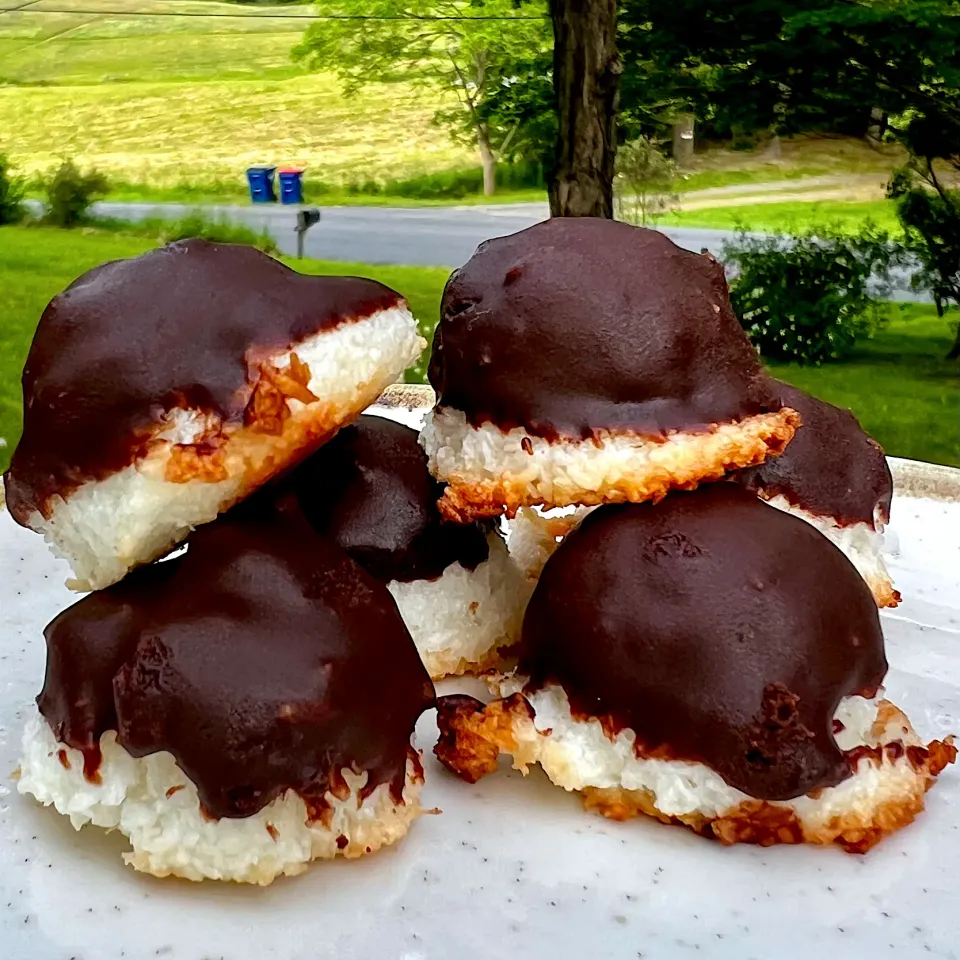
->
5, 239, 401, 523
286, 415, 490, 582
734, 381, 892, 527
521, 484, 887, 801
38, 509, 435, 818
428, 218, 780, 441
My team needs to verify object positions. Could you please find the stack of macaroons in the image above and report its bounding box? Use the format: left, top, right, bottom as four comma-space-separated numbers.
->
427, 218, 953, 851
7, 240, 455, 884
272, 415, 529, 679
509, 380, 900, 607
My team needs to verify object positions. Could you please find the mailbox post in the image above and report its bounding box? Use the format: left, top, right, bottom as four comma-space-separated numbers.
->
295, 208, 321, 259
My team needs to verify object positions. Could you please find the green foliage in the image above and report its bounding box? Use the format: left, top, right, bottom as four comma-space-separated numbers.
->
886, 109, 960, 357
0, 153, 26, 225
345, 161, 546, 199
617, 0, 960, 145
156, 213, 278, 254
42, 160, 109, 227
292, 1, 551, 192
723, 226, 898, 364
478, 46, 556, 165
615, 137, 679, 225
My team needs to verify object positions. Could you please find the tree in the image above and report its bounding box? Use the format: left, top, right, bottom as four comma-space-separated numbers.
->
293, 1, 551, 196
887, 112, 960, 358
614, 136, 679, 225
0, 153, 25, 225
548, 0, 620, 217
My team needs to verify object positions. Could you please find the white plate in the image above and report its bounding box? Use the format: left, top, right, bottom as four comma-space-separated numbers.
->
2, 403, 959, 960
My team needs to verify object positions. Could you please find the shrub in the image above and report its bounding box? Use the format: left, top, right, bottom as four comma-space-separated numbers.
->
0, 153, 26, 224
156, 213, 278, 254
43, 160, 109, 227
615, 137, 679, 226
722, 225, 899, 364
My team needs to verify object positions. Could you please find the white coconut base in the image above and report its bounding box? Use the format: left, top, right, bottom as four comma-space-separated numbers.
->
419, 406, 798, 521
17, 715, 424, 885
22, 306, 424, 591
761, 495, 898, 607
387, 532, 530, 679
438, 677, 953, 851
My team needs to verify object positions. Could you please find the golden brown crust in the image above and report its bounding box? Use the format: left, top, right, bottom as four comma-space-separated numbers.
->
435, 694, 535, 783
870, 579, 901, 609
436, 691, 956, 853
437, 408, 801, 522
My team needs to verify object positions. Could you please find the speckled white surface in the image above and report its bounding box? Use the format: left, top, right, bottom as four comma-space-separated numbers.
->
2, 444, 959, 959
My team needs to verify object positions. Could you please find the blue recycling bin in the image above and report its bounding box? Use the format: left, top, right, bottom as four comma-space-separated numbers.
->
278, 168, 304, 205
246, 166, 277, 203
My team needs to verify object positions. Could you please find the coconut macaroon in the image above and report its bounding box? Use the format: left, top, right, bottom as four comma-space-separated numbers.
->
435, 486, 955, 852
280, 415, 528, 679
17, 509, 436, 884
420, 218, 799, 522
733, 381, 898, 607
3, 239, 424, 591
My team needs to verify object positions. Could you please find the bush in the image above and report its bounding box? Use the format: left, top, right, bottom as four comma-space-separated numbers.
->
341, 162, 546, 200
156, 213, 278, 254
722, 225, 899, 364
0, 153, 26, 224
43, 160, 109, 227
90, 212, 279, 255
615, 137, 679, 225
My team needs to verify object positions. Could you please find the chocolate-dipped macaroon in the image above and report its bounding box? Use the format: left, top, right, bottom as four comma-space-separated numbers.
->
284, 415, 529, 679
17, 510, 435, 884
436, 485, 955, 853
420, 218, 799, 522
734, 381, 898, 607
4, 239, 424, 591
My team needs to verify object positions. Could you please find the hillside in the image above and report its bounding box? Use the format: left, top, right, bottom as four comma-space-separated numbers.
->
0, 0, 474, 189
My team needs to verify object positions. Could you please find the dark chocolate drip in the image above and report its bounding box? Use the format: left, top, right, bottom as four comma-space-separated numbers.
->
286, 415, 490, 582
428, 218, 781, 441
520, 484, 887, 801
734, 381, 892, 527
37, 510, 435, 818
5, 239, 402, 522
38, 559, 183, 782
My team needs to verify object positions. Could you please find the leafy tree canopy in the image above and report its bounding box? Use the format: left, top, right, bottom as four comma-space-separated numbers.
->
293, 1, 551, 192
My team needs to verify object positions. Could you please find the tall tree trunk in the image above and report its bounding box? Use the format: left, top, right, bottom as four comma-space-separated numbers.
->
548, 0, 621, 218
478, 132, 496, 197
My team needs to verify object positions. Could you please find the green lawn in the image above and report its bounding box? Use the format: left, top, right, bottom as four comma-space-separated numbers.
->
661, 199, 900, 234
1, 225, 957, 473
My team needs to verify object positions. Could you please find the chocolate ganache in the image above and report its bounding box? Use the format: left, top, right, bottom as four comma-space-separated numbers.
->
287, 415, 489, 582
428, 218, 782, 441
38, 509, 435, 818
735, 381, 892, 527
5, 239, 401, 523
521, 484, 887, 801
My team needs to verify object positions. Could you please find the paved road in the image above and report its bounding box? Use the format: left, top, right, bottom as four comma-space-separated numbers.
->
74, 199, 923, 300
85, 199, 745, 267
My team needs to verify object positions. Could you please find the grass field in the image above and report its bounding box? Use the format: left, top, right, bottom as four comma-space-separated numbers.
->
661, 199, 900, 233
0, 0, 475, 190
2, 226, 956, 473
